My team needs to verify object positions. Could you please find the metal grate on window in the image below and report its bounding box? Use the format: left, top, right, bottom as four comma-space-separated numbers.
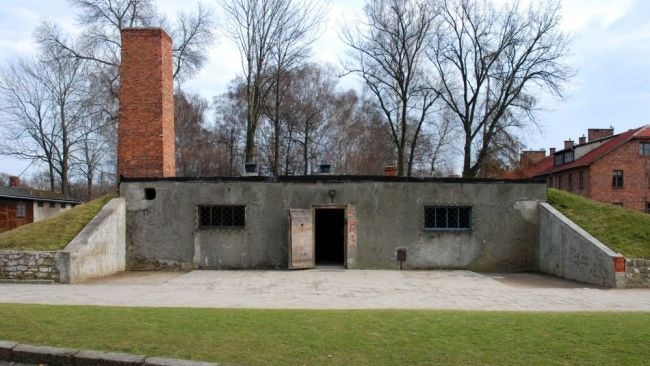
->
612, 170, 624, 188
424, 206, 472, 230
198, 205, 245, 228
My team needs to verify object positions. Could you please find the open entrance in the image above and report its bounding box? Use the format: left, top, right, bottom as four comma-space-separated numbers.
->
315, 208, 345, 266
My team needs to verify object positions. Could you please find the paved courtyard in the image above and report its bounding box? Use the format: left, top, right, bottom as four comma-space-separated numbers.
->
0, 270, 649, 311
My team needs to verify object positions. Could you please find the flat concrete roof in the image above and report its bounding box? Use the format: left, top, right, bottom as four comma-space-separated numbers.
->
120, 175, 545, 184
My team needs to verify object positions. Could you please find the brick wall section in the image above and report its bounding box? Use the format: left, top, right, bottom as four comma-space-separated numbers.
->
589, 140, 650, 211
118, 28, 175, 178
346, 205, 358, 269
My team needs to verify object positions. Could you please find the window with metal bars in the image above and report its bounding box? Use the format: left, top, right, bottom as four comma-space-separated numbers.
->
424, 206, 472, 230
198, 206, 245, 228
612, 170, 624, 188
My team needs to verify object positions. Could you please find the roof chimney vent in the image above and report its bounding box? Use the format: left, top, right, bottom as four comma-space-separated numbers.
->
579, 135, 586, 145
564, 140, 574, 150
588, 128, 614, 142
549, 147, 556, 154
9, 176, 19, 188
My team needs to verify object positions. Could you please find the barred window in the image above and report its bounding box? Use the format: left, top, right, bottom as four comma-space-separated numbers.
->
612, 170, 624, 188
198, 206, 245, 228
579, 171, 584, 190
424, 206, 472, 230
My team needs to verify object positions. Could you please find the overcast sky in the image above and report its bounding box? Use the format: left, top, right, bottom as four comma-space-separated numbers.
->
0, 0, 649, 177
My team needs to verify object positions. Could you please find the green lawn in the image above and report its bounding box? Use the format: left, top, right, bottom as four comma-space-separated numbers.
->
0, 193, 116, 251
548, 188, 650, 259
0, 304, 648, 366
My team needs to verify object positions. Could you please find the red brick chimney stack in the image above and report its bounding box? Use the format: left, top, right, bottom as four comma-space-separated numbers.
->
9, 176, 19, 188
118, 28, 175, 178
549, 148, 556, 154
578, 136, 586, 145
519, 150, 546, 169
564, 140, 574, 150
587, 128, 614, 142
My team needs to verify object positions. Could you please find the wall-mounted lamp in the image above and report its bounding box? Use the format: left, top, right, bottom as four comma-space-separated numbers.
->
328, 189, 336, 204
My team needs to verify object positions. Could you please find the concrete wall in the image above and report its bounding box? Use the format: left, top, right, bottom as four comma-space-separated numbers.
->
121, 179, 545, 271
63, 198, 126, 284
539, 202, 625, 287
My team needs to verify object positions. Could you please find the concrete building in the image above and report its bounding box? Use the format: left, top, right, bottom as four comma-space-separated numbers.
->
117, 28, 545, 271
0, 177, 81, 232
525, 126, 650, 213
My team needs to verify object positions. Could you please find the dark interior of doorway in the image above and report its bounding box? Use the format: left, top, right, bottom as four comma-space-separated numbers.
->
315, 209, 345, 266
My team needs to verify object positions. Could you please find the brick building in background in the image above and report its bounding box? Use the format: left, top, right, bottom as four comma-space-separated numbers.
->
524, 126, 650, 213
0, 176, 81, 232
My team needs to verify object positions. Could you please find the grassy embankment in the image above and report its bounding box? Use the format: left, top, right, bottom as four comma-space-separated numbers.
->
0, 304, 648, 366
0, 193, 116, 251
547, 188, 650, 258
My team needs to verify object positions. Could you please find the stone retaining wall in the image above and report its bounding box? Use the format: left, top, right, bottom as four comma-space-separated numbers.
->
0, 251, 68, 282
625, 259, 650, 288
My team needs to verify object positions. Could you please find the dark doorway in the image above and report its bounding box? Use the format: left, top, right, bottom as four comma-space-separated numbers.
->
315, 208, 345, 266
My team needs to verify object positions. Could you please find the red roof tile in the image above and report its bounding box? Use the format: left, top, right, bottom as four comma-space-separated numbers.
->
525, 125, 650, 177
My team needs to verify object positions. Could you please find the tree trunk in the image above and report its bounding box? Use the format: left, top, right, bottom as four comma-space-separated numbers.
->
462, 129, 474, 178
302, 132, 309, 175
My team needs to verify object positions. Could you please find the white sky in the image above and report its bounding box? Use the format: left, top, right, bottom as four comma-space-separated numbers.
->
0, 0, 649, 176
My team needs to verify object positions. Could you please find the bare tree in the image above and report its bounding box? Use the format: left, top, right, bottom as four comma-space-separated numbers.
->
222, 0, 323, 167
427, 0, 572, 177
284, 64, 336, 175
343, 0, 439, 176
324, 90, 395, 175
175, 90, 234, 177
265, 1, 323, 175
0, 59, 57, 191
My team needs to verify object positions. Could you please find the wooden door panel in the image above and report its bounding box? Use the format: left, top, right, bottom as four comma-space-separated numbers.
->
288, 209, 315, 269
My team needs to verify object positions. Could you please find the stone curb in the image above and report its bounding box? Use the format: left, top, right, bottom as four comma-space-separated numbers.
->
0, 341, 219, 366
12, 344, 77, 366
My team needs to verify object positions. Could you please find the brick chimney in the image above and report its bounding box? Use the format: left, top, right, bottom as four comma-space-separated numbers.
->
578, 135, 586, 145
549, 147, 556, 154
587, 128, 614, 142
118, 28, 175, 178
519, 150, 546, 169
9, 176, 19, 188
564, 140, 574, 150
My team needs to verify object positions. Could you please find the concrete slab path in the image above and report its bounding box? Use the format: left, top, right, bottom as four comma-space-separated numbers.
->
0, 270, 649, 311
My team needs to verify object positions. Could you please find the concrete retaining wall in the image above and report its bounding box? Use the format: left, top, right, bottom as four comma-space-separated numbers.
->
63, 198, 126, 284
0, 198, 126, 284
539, 202, 625, 287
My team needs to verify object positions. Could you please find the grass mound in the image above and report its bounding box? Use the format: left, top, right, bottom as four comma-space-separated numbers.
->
0, 193, 116, 251
548, 188, 650, 258
0, 305, 648, 366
